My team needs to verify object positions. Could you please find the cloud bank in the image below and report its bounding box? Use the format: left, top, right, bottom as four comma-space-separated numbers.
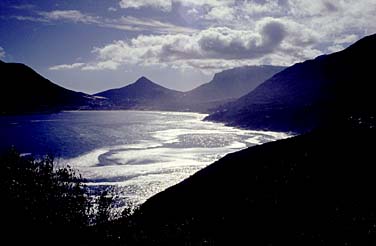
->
12, 9, 196, 34
49, 63, 85, 70
41, 0, 376, 72
38, 10, 100, 24
51, 17, 321, 72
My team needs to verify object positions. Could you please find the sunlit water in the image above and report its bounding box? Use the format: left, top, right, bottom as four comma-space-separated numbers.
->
0, 110, 290, 207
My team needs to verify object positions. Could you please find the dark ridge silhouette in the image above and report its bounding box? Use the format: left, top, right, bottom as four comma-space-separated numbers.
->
120, 127, 376, 245
0, 61, 105, 115
206, 34, 376, 133
0, 60, 285, 114
95, 66, 285, 112
95, 76, 184, 111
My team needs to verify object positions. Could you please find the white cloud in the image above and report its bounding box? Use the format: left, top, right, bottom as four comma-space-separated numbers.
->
119, 0, 172, 11
12, 9, 195, 34
334, 34, 359, 45
327, 44, 345, 53
49, 61, 120, 71
9, 10, 99, 24
43, 0, 376, 74
187, 8, 199, 16
118, 0, 234, 11
82, 60, 120, 71
0, 47, 5, 59
287, 0, 376, 51
102, 16, 197, 34
108, 7, 117, 12
82, 17, 322, 72
287, 0, 335, 17
177, 0, 233, 7
49, 63, 85, 70
241, 0, 284, 16
204, 5, 235, 21
185, 0, 376, 43
39, 10, 100, 24
11, 15, 49, 23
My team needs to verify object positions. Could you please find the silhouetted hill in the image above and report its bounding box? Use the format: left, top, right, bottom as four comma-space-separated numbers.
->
184, 65, 285, 103
0, 61, 104, 114
95, 76, 184, 111
206, 34, 376, 133
118, 127, 376, 245
94, 66, 284, 113
178, 65, 285, 112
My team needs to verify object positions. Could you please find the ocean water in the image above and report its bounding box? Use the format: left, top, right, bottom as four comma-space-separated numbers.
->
0, 110, 290, 207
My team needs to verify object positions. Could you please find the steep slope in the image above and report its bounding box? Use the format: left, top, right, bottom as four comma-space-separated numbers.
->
206, 34, 376, 133
183, 65, 285, 103
0, 61, 101, 114
120, 127, 376, 245
95, 76, 184, 111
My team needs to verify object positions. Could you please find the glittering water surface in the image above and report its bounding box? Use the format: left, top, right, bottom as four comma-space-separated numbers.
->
0, 110, 290, 206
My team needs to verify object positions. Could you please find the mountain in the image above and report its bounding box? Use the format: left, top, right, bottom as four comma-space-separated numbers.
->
0, 61, 286, 114
0, 60, 103, 114
206, 34, 376, 133
178, 65, 285, 112
118, 127, 376, 245
183, 65, 285, 103
95, 76, 184, 111
95, 66, 284, 113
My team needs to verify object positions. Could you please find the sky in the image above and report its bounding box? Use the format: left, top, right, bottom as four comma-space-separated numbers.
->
0, 0, 375, 94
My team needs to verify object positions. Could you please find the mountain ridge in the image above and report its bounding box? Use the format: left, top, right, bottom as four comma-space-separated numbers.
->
1, 59, 285, 115
94, 76, 184, 111
182, 65, 286, 103
206, 33, 376, 133
0, 60, 104, 115
94, 66, 285, 112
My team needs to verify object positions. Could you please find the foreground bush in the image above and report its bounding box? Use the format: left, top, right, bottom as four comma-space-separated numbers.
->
0, 149, 94, 244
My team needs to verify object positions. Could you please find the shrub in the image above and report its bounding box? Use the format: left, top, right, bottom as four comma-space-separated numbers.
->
0, 149, 91, 244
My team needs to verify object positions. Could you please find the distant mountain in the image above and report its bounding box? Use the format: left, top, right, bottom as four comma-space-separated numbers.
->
206, 34, 376, 133
0, 61, 103, 115
183, 65, 285, 103
95, 76, 184, 111
0, 61, 286, 114
95, 66, 284, 113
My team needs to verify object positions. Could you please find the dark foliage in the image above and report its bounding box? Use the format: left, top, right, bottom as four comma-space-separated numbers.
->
0, 150, 117, 245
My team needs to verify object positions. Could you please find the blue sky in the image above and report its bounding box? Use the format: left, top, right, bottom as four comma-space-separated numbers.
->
1, 0, 375, 94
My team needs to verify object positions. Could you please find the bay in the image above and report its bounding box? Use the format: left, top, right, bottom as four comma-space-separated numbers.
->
0, 110, 290, 207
